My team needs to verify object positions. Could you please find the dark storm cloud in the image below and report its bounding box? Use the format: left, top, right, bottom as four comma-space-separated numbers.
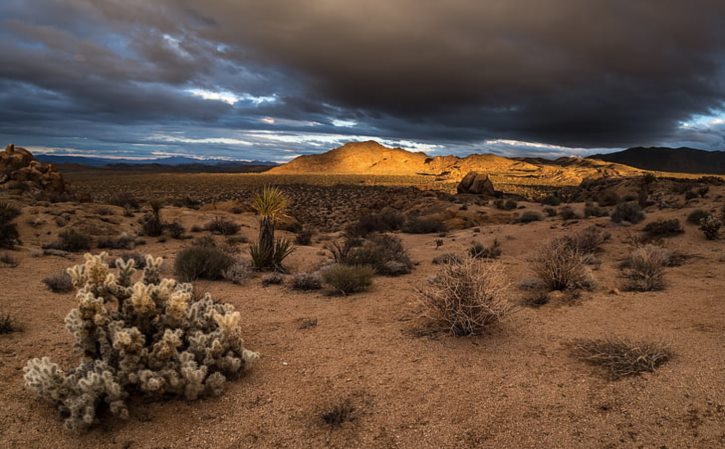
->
1, 0, 724, 159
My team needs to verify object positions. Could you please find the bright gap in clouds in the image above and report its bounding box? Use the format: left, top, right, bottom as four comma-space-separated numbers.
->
187, 89, 277, 106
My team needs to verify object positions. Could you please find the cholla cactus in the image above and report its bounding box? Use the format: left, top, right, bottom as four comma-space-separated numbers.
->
23, 252, 258, 431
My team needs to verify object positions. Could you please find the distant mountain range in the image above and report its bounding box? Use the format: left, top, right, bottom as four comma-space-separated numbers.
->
35, 154, 277, 173
588, 147, 725, 174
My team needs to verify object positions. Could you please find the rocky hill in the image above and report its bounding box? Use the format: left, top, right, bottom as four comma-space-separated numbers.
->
0, 144, 65, 194
588, 147, 725, 174
267, 140, 642, 185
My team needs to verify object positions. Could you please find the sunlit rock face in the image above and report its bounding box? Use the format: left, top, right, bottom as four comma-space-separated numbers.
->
0, 144, 65, 194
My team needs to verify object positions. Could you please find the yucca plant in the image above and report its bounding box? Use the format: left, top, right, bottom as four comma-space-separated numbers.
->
250, 186, 293, 270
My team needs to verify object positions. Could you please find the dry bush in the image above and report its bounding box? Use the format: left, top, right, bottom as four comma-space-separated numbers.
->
417, 257, 512, 336
532, 238, 594, 291
432, 252, 461, 265
622, 244, 669, 291
42, 271, 74, 293
0, 253, 19, 267
322, 264, 374, 295
294, 226, 315, 245
611, 202, 645, 224
261, 272, 283, 286
468, 239, 502, 259
559, 206, 580, 220
584, 203, 609, 218
97, 233, 136, 250
517, 211, 543, 223
494, 199, 518, 210
0, 311, 20, 334
347, 207, 404, 236
222, 262, 253, 285
686, 209, 711, 225
174, 245, 235, 281
205, 217, 240, 236
0, 201, 21, 249
321, 399, 356, 428
44, 229, 92, 252
401, 216, 447, 234
643, 219, 683, 238
290, 272, 323, 291
108, 192, 139, 209
118, 252, 146, 268
562, 225, 611, 255
340, 234, 412, 276
699, 215, 721, 240
571, 338, 671, 379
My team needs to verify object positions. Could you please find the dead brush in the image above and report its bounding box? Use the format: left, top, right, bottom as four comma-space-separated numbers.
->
416, 257, 512, 336
621, 244, 669, 291
0, 311, 20, 334
532, 238, 594, 291
321, 399, 356, 428
571, 338, 671, 379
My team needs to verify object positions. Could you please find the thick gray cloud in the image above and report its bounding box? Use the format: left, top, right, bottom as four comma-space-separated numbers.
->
0, 0, 724, 160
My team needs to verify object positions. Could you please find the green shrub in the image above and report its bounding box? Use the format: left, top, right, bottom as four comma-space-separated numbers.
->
611, 202, 645, 224
205, 217, 240, 235
687, 209, 711, 225
322, 264, 374, 295
174, 245, 235, 281
401, 216, 447, 234
517, 211, 543, 223
643, 219, 683, 238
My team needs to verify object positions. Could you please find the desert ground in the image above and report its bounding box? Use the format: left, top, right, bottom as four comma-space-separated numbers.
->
1, 170, 724, 449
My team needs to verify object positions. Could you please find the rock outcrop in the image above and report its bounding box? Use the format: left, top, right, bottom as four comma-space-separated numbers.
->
456, 172, 500, 196
0, 144, 65, 194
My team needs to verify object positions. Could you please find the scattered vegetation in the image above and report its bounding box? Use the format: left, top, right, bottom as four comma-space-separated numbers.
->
42, 271, 74, 293
401, 216, 447, 234
543, 206, 557, 217
686, 209, 711, 225
643, 219, 683, 238
140, 200, 165, 237
699, 215, 722, 240
417, 257, 512, 336
290, 272, 323, 291
337, 234, 412, 276
584, 203, 609, 218
517, 211, 543, 223
97, 233, 136, 250
322, 264, 374, 295
559, 206, 580, 220
108, 192, 140, 209
205, 217, 241, 236
540, 195, 561, 206
611, 202, 645, 224
44, 229, 92, 252
0, 201, 21, 249
468, 239, 502, 259
571, 338, 671, 379
23, 253, 258, 431
532, 238, 593, 291
561, 226, 610, 255
174, 245, 235, 281
347, 207, 404, 236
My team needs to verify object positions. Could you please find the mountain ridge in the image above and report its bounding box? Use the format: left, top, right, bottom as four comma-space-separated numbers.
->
588, 147, 725, 174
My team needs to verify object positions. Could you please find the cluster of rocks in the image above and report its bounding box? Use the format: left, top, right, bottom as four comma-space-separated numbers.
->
0, 144, 64, 194
456, 171, 501, 196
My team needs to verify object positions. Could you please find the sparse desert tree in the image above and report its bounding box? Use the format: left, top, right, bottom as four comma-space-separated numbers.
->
250, 186, 294, 270
23, 253, 258, 431
417, 257, 512, 336
532, 238, 593, 291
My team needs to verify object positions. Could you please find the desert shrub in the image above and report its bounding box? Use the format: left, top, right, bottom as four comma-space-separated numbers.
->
596, 190, 620, 207
0, 253, 18, 267
622, 244, 668, 291
417, 257, 512, 336
687, 209, 711, 225
174, 246, 235, 281
108, 192, 139, 209
165, 222, 185, 239
45, 229, 92, 252
559, 206, 580, 220
571, 338, 670, 379
432, 253, 461, 265
347, 207, 404, 236
562, 226, 610, 255
261, 272, 283, 286
322, 264, 374, 295
643, 219, 683, 238
540, 195, 561, 206
190, 225, 203, 233
118, 252, 146, 268
341, 234, 412, 276
140, 213, 164, 237
494, 199, 517, 210
584, 203, 609, 218
684, 190, 698, 200
94, 206, 115, 216
699, 215, 722, 240
532, 238, 593, 291
0, 312, 19, 334
543, 206, 557, 217
250, 238, 294, 271
42, 271, 74, 293
611, 202, 645, 224
326, 237, 360, 263
291, 272, 323, 291
401, 216, 447, 234
23, 253, 258, 431
205, 217, 240, 236
97, 233, 136, 250
517, 211, 543, 223
435, 238, 444, 249
468, 239, 502, 259
294, 226, 315, 245
226, 235, 249, 246
222, 262, 252, 285
321, 400, 356, 428
0, 201, 21, 249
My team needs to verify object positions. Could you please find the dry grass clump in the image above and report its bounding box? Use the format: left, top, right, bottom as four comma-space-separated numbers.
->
322, 264, 374, 295
205, 217, 241, 235
294, 226, 315, 245
571, 338, 671, 379
417, 257, 512, 336
174, 245, 235, 281
42, 271, 74, 293
290, 272, 323, 291
532, 238, 594, 291
468, 239, 502, 259
584, 203, 609, 218
622, 244, 669, 291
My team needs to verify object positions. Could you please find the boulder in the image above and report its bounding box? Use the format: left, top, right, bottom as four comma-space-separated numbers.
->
0, 143, 65, 194
457, 171, 499, 196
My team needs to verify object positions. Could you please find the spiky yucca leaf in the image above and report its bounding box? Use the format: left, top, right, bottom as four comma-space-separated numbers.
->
251, 186, 288, 221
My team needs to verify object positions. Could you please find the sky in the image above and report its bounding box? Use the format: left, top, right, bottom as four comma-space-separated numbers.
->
1, 0, 724, 162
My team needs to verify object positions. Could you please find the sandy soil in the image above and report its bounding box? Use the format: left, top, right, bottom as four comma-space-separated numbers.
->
0, 191, 724, 449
